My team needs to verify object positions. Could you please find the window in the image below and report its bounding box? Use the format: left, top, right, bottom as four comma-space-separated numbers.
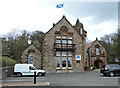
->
56, 57, 60, 68
76, 60, 80, 63
28, 54, 34, 64
56, 51, 73, 69
62, 40, 67, 44
91, 51, 92, 55
29, 66, 36, 70
68, 51, 73, 56
68, 40, 72, 44
68, 36, 72, 39
96, 48, 99, 55
81, 28, 83, 34
56, 51, 60, 56
62, 51, 67, 56
55, 33, 73, 46
68, 57, 72, 67
62, 35, 67, 39
56, 40, 61, 43
62, 57, 67, 68
56, 35, 61, 38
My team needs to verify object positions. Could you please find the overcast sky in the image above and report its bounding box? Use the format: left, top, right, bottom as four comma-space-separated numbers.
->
0, 0, 118, 41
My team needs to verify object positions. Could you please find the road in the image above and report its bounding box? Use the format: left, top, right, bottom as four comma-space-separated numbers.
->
1, 69, 120, 87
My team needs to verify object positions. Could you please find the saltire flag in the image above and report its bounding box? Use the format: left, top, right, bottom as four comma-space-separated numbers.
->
56, 4, 64, 8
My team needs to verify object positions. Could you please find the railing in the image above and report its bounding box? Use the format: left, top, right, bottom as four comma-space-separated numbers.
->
54, 43, 75, 50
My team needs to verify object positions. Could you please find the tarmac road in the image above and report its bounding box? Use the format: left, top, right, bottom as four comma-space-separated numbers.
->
1, 69, 120, 87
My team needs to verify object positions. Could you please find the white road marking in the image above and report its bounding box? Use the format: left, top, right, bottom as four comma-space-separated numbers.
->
100, 77, 119, 79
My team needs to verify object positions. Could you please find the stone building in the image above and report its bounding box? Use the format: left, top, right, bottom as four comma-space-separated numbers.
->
86, 38, 107, 69
42, 16, 87, 73
20, 43, 42, 69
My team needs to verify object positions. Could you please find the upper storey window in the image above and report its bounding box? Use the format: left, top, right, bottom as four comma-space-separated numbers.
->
81, 28, 83, 34
55, 26, 73, 45
96, 48, 99, 55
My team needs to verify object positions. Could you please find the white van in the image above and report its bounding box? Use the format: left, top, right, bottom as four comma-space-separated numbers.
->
13, 64, 46, 77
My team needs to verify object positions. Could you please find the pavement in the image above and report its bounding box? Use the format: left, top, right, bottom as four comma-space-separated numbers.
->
0, 82, 50, 87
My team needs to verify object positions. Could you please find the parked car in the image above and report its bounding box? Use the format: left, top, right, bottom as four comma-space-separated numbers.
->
100, 64, 120, 77
13, 64, 46, 77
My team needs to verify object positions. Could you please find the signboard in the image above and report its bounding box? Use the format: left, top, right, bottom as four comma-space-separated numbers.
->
76, 55, 81, 60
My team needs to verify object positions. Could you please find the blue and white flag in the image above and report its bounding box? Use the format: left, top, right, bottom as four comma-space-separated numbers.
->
56, 4, 64, 8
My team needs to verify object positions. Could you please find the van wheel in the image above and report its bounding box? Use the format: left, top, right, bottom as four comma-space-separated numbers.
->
38, 73, 42, 77
109, 72, 115, 77
16, 73, 22, 77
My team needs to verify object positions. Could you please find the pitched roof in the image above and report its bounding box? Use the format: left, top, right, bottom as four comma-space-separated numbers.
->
43, 15, 74, 37
86, 38, 107, 51
86, 41, 94, 50
21, 43, 41, 54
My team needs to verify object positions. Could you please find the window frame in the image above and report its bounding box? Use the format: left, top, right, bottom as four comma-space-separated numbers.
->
55, 51, 73, 69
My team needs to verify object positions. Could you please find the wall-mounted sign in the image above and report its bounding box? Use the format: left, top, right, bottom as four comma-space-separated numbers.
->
76, 55, 81, 60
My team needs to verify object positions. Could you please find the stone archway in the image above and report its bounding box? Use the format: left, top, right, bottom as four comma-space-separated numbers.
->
94, 60, 103, 69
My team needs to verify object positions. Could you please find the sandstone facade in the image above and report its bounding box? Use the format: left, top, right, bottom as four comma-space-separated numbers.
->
42, 16, 87, 73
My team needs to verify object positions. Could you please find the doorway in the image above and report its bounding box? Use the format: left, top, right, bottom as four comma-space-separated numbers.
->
94, 60, 103, 69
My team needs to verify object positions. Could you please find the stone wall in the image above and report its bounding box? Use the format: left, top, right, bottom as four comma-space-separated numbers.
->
21, 44, 42, 69
89, 40, 107, 67
2, 66, 14, 79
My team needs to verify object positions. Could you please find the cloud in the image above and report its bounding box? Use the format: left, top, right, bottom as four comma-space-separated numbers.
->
64, 2, 118, 24
0, 0, 64, 35
85, 20, 118, 41
0, 1, 118, 42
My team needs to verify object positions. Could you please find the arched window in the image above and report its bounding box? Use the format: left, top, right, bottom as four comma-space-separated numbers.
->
96, 48, 99, 55
28, 54, 34, 64
81, 28, 83, 34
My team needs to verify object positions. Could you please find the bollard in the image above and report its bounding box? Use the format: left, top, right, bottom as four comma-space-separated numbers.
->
34, 71, 36, 84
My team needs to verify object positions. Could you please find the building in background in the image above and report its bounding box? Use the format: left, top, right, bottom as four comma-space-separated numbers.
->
86, 38, 107, 69
20, 43, 42, 69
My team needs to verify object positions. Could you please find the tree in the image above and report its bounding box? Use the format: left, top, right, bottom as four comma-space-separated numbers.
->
29, 30, 44, 51
100, 28, 120, 63
112, 29, 120, 58
2, 30, 29, 61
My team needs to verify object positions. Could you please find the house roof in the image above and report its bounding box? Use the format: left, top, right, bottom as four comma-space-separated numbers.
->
43, 15, 74, 37
21, 43, 41, 54
86, 38, 107, 51
86, 41, 94, 50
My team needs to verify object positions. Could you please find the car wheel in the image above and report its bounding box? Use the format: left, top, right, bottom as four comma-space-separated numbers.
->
16, 73, 22, 77
103, 74, 107, 76
109, 72, 115, 77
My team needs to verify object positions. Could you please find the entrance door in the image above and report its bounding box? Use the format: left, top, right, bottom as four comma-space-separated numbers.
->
94, 60, 103, 69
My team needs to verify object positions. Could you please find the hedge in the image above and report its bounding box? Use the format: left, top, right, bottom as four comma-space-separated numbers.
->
2, 56, 17, 67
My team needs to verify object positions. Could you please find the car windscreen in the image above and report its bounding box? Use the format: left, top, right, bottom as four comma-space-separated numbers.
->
29, 66, 36, 70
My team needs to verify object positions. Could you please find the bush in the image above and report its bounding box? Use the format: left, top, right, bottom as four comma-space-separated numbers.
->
2, 56, 17, 67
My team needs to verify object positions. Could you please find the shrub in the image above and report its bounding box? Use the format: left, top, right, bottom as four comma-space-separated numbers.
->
2, 56, 17, 67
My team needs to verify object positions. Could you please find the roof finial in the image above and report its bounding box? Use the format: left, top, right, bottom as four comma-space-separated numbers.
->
53, 23, 55, 27
63, 15, 66, 18
96, 37, 98, 40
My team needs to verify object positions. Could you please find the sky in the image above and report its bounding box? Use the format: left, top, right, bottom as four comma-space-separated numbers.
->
0, 0, 119, 41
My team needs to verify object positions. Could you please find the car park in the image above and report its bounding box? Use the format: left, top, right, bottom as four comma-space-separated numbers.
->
13, 64, 46, 77
100, 64, 120, 77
